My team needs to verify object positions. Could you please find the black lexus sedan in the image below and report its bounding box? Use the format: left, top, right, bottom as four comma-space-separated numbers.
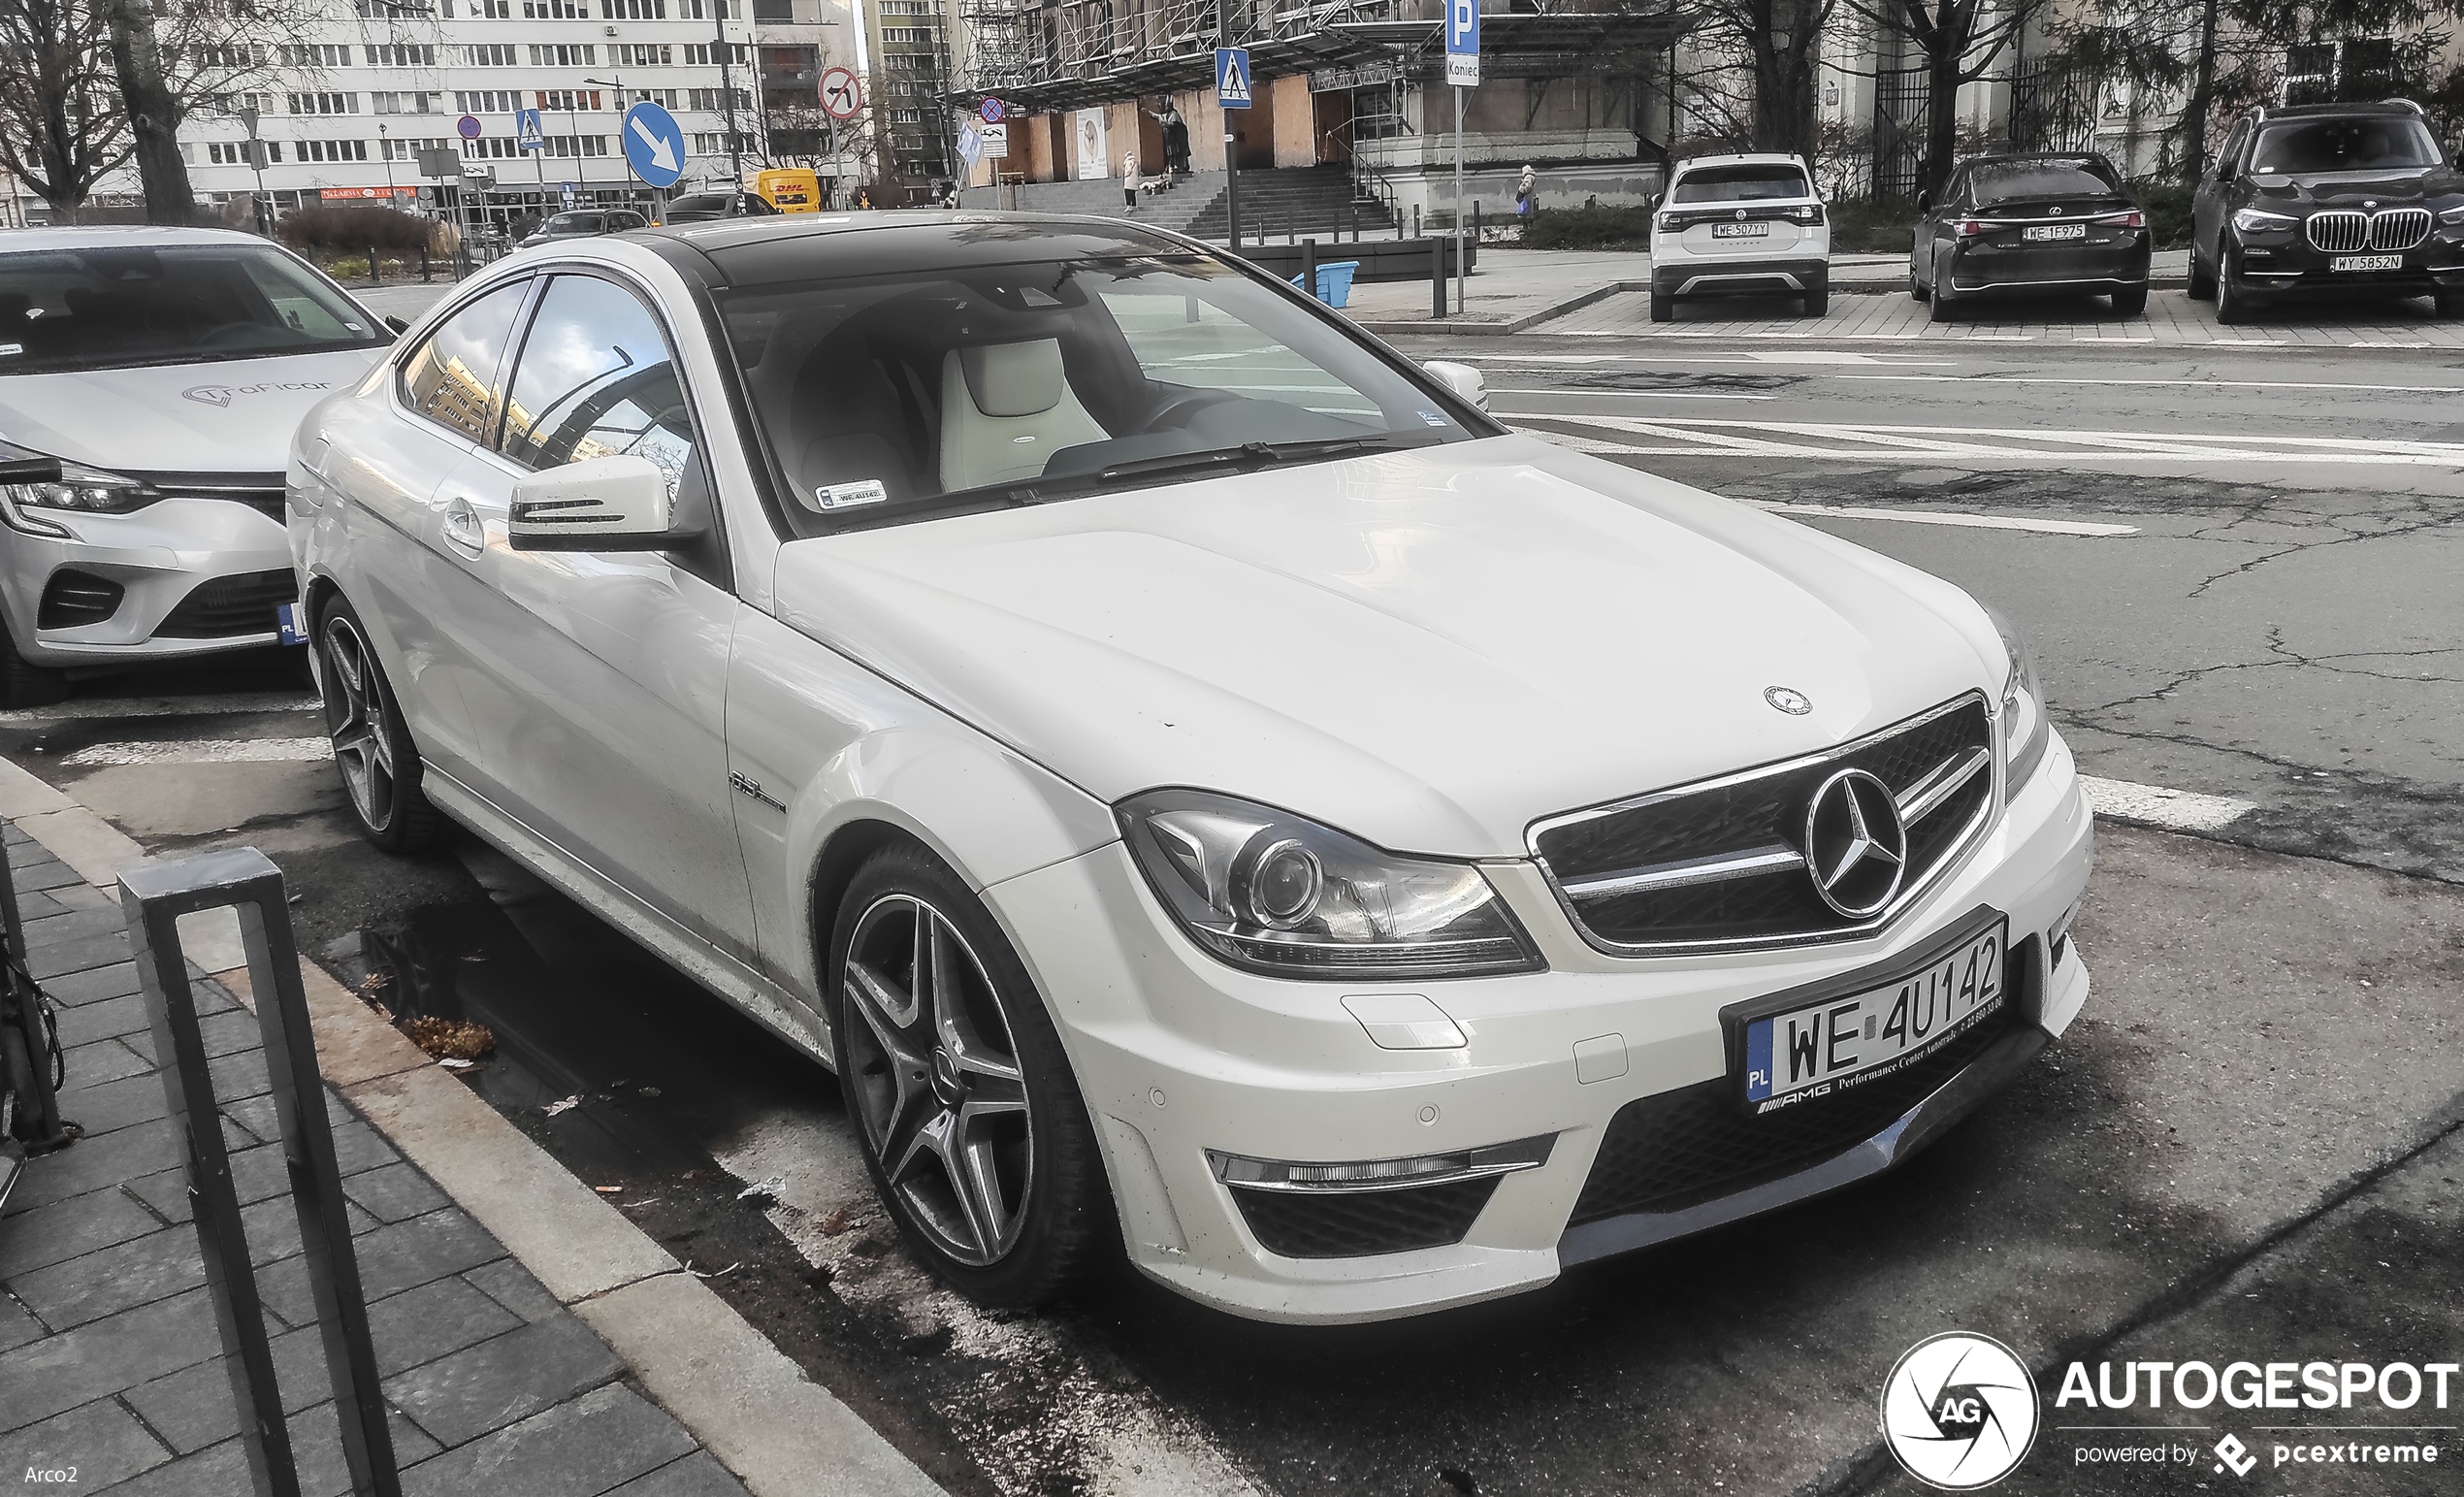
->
1910, 152, 2152, 319
2189, 100, 2464, 322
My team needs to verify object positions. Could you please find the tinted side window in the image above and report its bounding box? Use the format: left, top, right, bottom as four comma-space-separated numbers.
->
499, 275, 698, 497
399, 279, 530, 440
2216, 119, 2253, 177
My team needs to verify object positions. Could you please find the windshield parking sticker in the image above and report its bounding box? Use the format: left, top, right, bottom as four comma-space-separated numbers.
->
814, 479, 889, 509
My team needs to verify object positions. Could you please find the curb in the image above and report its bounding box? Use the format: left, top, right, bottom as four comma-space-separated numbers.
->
1351, 272, 2192, 333
0, 753, 945, 1497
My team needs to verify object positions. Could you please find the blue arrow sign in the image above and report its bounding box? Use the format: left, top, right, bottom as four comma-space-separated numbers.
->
1216, 48, 1251, 110
515, 108, 544, 151
1444, 0, 1479, 84
621, 101, 686, 188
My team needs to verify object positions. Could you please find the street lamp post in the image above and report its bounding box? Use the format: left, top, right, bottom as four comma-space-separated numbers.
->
240, 106, 272, 233
379, 123, 397, 199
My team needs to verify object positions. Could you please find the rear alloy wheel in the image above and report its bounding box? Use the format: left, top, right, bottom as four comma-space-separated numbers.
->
1648, 289, 1674, 323
317, 597, 444, 853
2110, 284, 2149, 316
1929, 259, 1959, 322
831, 843, 1106, 1306
2214, 244, 2261, 324
0, 614, 67, 710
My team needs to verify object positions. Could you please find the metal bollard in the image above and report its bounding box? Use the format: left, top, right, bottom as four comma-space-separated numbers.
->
1431, 232, 1446, 318
121, 849, 402, 1497
419, 245, 432, 283
1302, 237, 1319, 303
367, 246, 379, 286
1413, 204, 1422, 240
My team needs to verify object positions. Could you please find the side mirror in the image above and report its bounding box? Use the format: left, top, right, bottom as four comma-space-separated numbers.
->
1915, 190, 1932, 213
508, 454, 687, 551
383, 314, 409, 334
1422, 359, 1488, 411
1647, 192, 1664, 211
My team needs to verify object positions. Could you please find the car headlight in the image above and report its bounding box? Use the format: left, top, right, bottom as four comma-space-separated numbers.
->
1986, 605, 2051, 792
2230, 208, 2298, 234
1, 459, 161, 517
1118, 789, 1544, 980
2440, 205, 2464, 226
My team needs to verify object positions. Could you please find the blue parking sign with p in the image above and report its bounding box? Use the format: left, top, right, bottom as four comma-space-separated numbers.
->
1216, 48, 1251, 109
1444, 0, 1479, 83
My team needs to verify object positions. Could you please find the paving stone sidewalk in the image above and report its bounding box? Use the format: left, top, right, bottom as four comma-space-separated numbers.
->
0, 826, 753, 1497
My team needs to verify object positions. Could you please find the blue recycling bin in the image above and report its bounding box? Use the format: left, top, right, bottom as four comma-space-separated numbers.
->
1290, 259, 1361, 308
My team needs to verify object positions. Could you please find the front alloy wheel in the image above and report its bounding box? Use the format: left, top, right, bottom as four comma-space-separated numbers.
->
318, 599, 443, 853
829, 843, 1107, 1306
841, 893, 1033, 1267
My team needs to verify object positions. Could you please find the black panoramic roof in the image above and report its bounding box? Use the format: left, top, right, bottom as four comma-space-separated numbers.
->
637, 211, 1198, 287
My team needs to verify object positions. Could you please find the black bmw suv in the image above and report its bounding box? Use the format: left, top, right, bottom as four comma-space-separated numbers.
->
2190, 99, 2464, 321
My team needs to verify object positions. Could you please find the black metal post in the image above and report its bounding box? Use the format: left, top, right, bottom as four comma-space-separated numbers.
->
368, 247, 379, 286
121, 849, 403, 1497
1302, 236, 1318, 302
1431, 231, 1446, 318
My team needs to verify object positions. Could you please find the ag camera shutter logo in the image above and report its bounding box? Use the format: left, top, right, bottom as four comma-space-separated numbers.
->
1882, 1332, 2041, 1489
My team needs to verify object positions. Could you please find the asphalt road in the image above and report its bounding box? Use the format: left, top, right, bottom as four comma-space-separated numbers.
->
6, 317, 2459, 1497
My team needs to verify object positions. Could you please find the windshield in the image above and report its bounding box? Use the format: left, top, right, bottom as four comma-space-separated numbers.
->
546, 213, 600, 233
1970, 159, 2119, 204
1672, 165, 1810, 203
0, 243, 385, 375
2252, 116, 2442, 173
719, 254, 1474, 532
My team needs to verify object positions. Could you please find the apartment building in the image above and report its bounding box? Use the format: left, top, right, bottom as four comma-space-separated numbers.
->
860, 0, 961, 199
172, 0, 852, 222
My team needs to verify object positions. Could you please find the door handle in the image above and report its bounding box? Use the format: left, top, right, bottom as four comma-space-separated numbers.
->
442, 497, 484, 555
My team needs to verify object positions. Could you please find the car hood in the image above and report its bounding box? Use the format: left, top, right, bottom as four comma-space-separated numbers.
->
2248, 167, 2464, 205
770, 436, 2006, 857
0, 346, 382, 475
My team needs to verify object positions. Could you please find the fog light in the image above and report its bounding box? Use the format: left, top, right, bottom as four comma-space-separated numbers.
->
1211, 1135, 1555, 1193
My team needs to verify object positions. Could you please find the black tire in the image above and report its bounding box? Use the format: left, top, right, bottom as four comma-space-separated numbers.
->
2215, 244, 2260, 324
2110, 284, 2149, 316
2186, 246, 2216, 301
1929, 259, 1958, 323
1648, 289, 1674, 323
828, 841, 1110, 1308
1802, 286, 1830, 317
314, 593, 445, 853
0, 615, 68, 710
1910, 260, 1931, 303
2436, 290, 2463, 319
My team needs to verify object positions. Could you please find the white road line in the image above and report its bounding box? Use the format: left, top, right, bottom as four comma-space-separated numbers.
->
61, 737, 333, 767
1745, 502, 2139, 537
1490, 389, 1778, 400
2079, 775, 2256, 833
0, 693, 319, 726
1833, 374, 2464, 394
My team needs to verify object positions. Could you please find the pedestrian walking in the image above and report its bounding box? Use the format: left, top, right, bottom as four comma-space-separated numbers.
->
1515, 164, 1538, 219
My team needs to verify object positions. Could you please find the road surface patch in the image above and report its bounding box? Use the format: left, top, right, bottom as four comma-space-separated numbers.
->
60, 738, 334, 767
2078, 775, 2256, 833
0, 693, 318, 727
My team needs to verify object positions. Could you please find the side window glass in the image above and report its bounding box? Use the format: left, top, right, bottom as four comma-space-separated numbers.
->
399, 280, 529, 440
499, 275, 699, 499
2219, 121, 2251, 177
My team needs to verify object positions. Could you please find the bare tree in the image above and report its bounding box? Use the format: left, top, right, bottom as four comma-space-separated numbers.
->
0, 0, 319, 220
1843, 0, 2056, 197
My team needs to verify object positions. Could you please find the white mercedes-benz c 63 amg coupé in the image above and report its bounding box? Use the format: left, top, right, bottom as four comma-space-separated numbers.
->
290, 212, 2092, 1323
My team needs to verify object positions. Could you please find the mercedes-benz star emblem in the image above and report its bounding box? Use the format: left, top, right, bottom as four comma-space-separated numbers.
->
1764, 686, 1813, 716
1802, 767, 1908, 918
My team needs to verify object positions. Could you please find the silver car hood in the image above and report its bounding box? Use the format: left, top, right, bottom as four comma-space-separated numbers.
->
0, 347, 381, 474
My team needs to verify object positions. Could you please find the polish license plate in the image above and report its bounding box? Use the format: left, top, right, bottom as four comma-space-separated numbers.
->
1740, 920, 2007, 1114
1710, 221, 1769, 239
2023, 223, 2087, 242
2332, 254, 2403, 272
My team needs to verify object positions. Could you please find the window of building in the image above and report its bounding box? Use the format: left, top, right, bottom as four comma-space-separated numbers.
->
277, 44, 351, 67
535, 88, 603, 111
288, 92, 359, 115
682, 43, 749, 65
298, 139, 370, 161
372, 91, 443, 114
687, 87, 751, 112
610, 44, 672, 67
603, 0, 668, 16
465, 43, 518, 64
383, 135, 447, 160
530, 43, 597, 66
752, 0, 792, 20
541, 135, 610, 156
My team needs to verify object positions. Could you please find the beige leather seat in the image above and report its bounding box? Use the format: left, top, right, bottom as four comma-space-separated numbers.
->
937, 340, 1108, 491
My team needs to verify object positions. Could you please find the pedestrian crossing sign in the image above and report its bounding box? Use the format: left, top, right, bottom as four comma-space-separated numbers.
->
1216, 48, 1251, 109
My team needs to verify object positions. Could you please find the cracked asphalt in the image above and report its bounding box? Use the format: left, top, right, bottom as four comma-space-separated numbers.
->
5, 310, 2459, 1497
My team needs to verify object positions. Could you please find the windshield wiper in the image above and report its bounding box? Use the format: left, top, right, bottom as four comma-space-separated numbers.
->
1086, 433, 1420, 486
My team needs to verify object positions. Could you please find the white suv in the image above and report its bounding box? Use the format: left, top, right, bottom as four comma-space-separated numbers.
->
1650, 153, 1832, 321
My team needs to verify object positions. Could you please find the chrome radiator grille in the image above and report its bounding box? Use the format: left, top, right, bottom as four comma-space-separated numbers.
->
1531, 695, 1995, 954
2306, 211, 2368, 252
2370, 208, 2431, 250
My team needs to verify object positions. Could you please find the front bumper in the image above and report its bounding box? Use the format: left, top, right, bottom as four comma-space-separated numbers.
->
2235, 231, 2464, 295
1654, 257, 1830, 298
988, 732, 2094, 1323
0, 497, 294, 667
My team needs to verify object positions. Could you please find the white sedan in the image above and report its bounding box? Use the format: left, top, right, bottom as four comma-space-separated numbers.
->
291, 213, 2092, 1323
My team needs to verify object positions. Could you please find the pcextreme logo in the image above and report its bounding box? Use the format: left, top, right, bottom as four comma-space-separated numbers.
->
1881, 1332, 2041, 1490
